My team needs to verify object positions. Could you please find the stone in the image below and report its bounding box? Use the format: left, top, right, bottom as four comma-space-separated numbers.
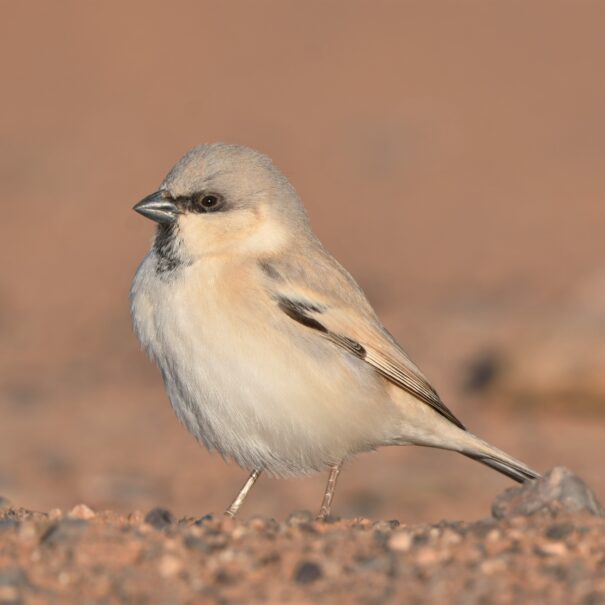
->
545, 522, 574, 540
40, 519, 89, 546
388, 531, 413, 552
144, 507, 175, 530
158, 554, 183, 578
492, 466, 604, 519
68, 504, 96, 520
286, 510, 314, 526
293, 561, 322, 584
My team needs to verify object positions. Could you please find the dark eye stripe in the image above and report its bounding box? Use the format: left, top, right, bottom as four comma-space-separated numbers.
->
176, 192, 226, 213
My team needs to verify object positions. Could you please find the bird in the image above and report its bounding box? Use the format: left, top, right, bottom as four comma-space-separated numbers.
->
130, 143, 540, 520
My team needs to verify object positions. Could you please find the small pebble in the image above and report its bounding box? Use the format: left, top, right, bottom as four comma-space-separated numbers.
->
480, 558, 507, 574
0, 518, 18, 531
545, 522, 574, 540
144, 507, 175, 530
40, 518, 88, 545
247, 515, 269, 531
416, 547, 446, 566
68, 504, 96, 520
128, 510, 145, 524
538, 542, 568, 557
286, 511, 314, 526
158, 554, 183, 578
388, 531, 413, 552
441, 529, 462, 546
583, 592, 605, 605
294, 561, 322, 584
373, 519, 400, 531
0, 586, 19, 601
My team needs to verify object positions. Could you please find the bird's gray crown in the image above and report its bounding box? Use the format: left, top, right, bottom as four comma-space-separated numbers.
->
160, 144, 309, 226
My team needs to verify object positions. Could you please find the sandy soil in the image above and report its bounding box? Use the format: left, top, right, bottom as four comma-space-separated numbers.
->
1, 469, 604, 605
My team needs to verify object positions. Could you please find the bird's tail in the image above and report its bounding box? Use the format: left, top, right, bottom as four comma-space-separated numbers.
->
461, 434, 540, 483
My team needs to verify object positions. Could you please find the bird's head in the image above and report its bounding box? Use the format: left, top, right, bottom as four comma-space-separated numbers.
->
134, 144, 310, 260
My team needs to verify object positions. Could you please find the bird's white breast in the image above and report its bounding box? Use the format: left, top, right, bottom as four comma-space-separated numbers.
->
130, 253, 396, 476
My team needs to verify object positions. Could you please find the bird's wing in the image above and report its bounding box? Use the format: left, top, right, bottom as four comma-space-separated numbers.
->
269, 278, 466, 430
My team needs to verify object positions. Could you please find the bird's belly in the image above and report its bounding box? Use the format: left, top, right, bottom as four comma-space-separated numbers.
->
135, 271, 393, 475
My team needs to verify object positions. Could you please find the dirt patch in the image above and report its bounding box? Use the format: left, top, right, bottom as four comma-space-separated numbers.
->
1, 470, 603, 604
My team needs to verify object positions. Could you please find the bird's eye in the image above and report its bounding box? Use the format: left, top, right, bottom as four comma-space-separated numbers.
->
191, 193, 224, 213
201, 195, 218, 208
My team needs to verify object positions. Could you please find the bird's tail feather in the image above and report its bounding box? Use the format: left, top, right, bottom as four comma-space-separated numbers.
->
457, 431, 540, 484
463, 450, 540, 483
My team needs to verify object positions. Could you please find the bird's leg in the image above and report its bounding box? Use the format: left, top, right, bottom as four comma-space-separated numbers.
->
224, 469, 262, 517
316, 462, 343, 521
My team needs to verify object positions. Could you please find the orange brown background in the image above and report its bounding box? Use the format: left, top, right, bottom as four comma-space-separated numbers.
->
1, 1, 603, 522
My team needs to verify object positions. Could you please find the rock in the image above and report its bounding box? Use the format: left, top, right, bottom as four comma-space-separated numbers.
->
584, 592, 605, 605
285, 510, 317, 533
373, 520, 400, 546
48, 508, 63, 521
388, 531, 413, 552
158, 554, 183, 578
537, 541, 568, 557
373, 519, 400, 532
0, 567, 29, 588
293, 561, 322, 584
183, 534, 214, 554
286, 510, 314, 526
40, 519, 89, 546
0, 585, 20, 602
544, 522, 574, 540
68, 504, 96, 520
492, 466, 604, 519
144, 507, 175, 530
0, 518, 18, 531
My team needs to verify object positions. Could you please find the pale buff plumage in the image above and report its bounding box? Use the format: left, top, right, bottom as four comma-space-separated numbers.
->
130, 144, 539, 518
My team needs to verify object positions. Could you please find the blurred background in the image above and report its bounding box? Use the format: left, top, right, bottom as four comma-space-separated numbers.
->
0, 1, 603, 522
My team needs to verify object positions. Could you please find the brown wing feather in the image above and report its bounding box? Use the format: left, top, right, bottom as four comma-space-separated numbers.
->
361, 347, 466, 429
275, 295, 466, 430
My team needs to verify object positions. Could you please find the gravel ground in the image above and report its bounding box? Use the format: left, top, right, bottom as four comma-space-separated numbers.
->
0, 468, 604, 605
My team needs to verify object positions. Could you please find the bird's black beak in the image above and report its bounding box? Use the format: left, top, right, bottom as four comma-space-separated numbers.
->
133, 191, 179, 224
